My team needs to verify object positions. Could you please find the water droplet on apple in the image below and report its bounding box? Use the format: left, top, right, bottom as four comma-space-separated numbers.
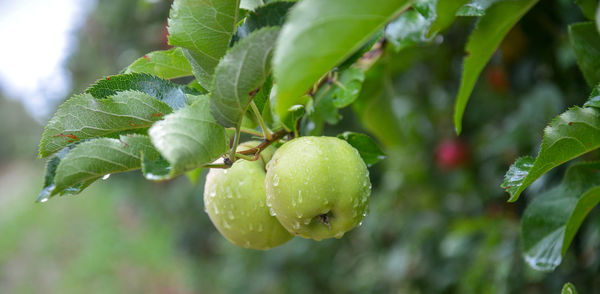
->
40, 197, 48, 203
334, 232, 344, 239
298, 190, 303, 203
223, 169, 228, 174
228, 211, 234, 220
292, 221, 300, 230
291, 198, 296, 207
214, 206, 220, 215
102, 174, 111, 180
272, 174, 279, 186
223, 221, 231, 229
269, 207, 277, 216
358, 221, 363, 226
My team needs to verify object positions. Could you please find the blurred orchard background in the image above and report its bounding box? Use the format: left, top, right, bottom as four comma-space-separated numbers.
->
1, 0, 599, 293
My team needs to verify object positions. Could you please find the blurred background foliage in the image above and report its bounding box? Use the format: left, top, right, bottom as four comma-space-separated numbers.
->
1, 0, 600, 293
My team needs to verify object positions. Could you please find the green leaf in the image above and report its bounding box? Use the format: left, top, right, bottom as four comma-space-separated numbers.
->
569, 22, 600, 87
210, 27, 280, 128
38, 145, 76, 202
253, 75, 273, 115
233, 2, 294, 43
453, 0, 538, 134
167, 0, 240, 89
141, 153, 171, 181
87, 73, 197, 109
149, 95, 229, 175
584, 84, 600, 108
562, 282, 579, 294
337, 132, 385, 166
521, 161, 600, 271
330, 68, 365, 108
40, 134, 161, 201
305, 67, 366, 134
428, 0, 470, 36
502, 106, 600, 202
123, 47, 193, 79
39, 91, 172, 158
575, 0, 597, 20
273, 0, 411, 125
456, 0, 501, 16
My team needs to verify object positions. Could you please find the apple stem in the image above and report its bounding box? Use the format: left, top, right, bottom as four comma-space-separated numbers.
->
230, 127, 264, 137
229, 124, 242, 163
251, 101, 272, 141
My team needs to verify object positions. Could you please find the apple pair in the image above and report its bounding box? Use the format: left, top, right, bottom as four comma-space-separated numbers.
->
204, 136, 371, 250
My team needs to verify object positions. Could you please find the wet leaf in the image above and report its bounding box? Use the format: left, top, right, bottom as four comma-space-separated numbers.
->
210, 27, 280, 128
167, 0, 240, 89
149, 95, 229, 176
39, 91, 172, 158
273, 0, 411, 126
337, 132, 385, 166
502, 106, 600, 202
39, 135, 161, 201
86, 73, 197, 109
521, 161, 600, 271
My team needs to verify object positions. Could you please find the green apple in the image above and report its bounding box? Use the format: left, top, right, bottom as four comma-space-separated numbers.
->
265, 136, 371, 241
204, 142, 293, 250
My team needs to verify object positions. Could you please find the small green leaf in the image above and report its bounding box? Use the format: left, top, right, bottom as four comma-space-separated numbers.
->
210, 27, 280, 128
501, 156, 534, 197
584, 84, 600, 108
39, 91, 172, 158
503, 106, 600, 202
273, 0, 411, 125
428, 0, 470, 35
149, 95, 229, 175
562, 282, 579, 294
337, 132, 385, 166
141, 153, 171, 181
167, 0, 240, 89
123, 48, 193, 79
38, 145, 76, 202
253, 75, 273, 115
42, 135, 160, 200
453, 0, 538, 134
87, 73, 197, 109
569, 22, 600, 87
330, 68, 365, 108
521, 162, 600, 271
233, 2, 295, 43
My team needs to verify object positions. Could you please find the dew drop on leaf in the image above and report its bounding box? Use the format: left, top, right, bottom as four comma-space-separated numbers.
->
102, 174, 111, 180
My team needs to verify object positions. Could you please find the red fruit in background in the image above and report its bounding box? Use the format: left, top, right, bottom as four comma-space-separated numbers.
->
485, 65, 508, 93
435, 139, 469, 170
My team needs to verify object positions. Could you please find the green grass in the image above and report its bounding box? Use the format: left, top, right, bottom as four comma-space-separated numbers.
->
0, 161, 193, 294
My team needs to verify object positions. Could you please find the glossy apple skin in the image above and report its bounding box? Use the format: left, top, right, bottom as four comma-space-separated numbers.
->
265, 136, 371, 241
204, 142, 293, 250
